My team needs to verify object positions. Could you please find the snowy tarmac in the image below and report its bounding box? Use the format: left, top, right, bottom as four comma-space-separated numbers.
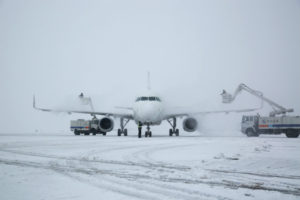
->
0, 133, 299, 200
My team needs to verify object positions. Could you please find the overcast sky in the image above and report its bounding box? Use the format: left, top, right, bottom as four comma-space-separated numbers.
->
0, 0, 300, 134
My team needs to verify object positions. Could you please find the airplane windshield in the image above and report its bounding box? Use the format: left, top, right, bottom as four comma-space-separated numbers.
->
149, 97, 156, 101
136, 96, 161, 102
141, 97, 149, 101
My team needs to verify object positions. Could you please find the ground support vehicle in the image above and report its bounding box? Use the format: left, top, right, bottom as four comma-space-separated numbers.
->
242, 115, 300, 138
70, 119, 106, 136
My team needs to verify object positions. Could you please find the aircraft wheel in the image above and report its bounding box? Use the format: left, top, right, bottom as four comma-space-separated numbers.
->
149, 131, 152, 137
175, 129, 179, 136
103, 132, 106, 136
124, 129, 128, 136
169, 129, 173, 136
117, 129, 121, 136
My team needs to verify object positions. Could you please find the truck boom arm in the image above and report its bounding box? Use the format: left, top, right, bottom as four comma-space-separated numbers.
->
221, 83, 293, 116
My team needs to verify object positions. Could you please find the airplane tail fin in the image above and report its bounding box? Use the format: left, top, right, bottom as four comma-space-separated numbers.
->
33, 95, 36, 108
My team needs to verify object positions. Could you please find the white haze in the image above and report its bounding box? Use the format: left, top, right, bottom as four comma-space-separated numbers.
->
0, 0, 300, 135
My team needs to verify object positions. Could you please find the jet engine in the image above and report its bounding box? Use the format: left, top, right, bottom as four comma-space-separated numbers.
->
183, 117, 198, 132
99, 117, 114, 132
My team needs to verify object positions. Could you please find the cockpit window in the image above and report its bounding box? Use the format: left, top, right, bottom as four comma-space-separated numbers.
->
141, 97, 148, 101
149, 97, 156, 101
136, 96, 161, 102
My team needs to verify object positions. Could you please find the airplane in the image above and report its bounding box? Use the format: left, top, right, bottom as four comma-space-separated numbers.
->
33, 74, 262, 138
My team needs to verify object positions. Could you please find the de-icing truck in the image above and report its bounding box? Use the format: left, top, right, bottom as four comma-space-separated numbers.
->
222, 83, 299, 138
241, 115, 300, 138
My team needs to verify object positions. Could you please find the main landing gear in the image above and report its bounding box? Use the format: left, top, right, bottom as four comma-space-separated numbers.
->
167, 117, 179, 136
118, 118, 130, 136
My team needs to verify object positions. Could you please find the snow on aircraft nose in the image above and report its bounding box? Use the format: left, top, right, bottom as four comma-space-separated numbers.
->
138, 104, 159, 122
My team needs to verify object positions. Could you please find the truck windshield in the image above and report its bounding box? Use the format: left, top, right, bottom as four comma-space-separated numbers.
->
242, 116, 249, 122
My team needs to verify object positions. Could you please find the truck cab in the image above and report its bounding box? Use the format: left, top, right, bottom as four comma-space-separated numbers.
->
241, 115, 259, 137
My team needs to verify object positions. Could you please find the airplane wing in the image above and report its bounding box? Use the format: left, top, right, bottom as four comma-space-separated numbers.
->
164, 101, 263, 119
33, 96, 134, 119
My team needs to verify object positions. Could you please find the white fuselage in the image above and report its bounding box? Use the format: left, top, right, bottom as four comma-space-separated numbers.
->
132, 94, 164, 125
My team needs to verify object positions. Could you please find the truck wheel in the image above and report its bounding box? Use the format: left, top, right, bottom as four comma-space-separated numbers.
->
246, 129, 258, 137
285, 131, 299, 138
74, 130, 80, 135
84, 133, 90, 136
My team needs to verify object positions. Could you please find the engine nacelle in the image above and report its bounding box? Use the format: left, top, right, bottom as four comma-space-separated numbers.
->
99, 117, 114, 132
183, 117, 198, 132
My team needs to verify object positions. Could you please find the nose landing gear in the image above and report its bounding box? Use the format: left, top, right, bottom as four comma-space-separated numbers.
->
118, 118, 130, 136
145, 123, 152, 137
167, 117, 179, 136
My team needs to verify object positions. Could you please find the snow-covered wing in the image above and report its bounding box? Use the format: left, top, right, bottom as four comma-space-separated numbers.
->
164, 107, 262, 120
33, 96, 133, 119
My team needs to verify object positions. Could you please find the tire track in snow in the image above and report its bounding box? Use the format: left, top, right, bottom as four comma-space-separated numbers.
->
1, 154, 300, 197
0, 149, 189, 171
207, 169, 300, 180
0, 158, 230, 200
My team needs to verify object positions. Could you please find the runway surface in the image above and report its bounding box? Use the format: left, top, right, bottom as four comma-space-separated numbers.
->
0, 133, 299, 200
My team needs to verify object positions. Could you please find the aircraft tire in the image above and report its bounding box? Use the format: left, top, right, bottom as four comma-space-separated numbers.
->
175, 129, 179, 136
169, 129, 173, 136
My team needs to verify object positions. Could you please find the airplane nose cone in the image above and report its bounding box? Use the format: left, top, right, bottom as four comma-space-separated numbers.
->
138, 104, 159, 122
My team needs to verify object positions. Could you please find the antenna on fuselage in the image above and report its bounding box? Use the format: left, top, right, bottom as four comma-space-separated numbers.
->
147, 71, 151, 91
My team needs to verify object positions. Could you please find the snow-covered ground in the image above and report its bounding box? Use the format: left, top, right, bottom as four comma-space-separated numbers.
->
0, 133, 299, 200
